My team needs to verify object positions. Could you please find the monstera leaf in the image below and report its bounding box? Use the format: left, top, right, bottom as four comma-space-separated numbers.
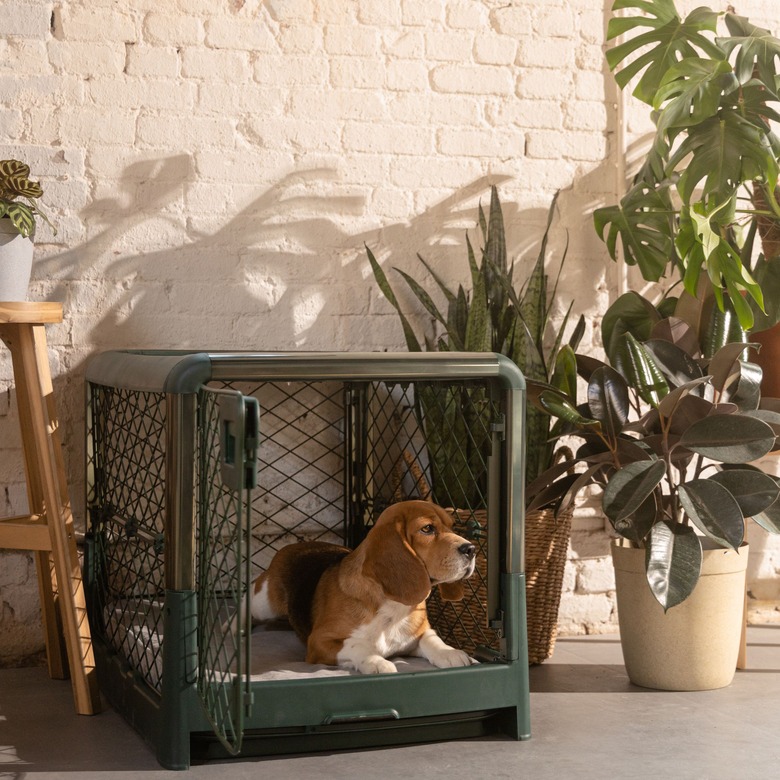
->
606, 1, 722, 104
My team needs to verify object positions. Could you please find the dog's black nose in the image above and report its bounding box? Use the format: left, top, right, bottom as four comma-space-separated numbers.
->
459, 542, 476, 559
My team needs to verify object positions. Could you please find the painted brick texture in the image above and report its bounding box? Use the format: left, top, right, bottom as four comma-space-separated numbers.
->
1, 0, 779, 664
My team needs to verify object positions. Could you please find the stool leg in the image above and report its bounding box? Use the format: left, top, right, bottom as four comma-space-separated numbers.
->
34, 550, 69, 679
12, 324, 100, 714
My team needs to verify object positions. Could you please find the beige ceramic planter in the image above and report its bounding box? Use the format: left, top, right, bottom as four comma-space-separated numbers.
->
0, 218, 33, 301
611, 538, 748, 691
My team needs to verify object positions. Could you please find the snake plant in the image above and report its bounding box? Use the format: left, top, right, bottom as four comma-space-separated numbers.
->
368, 187, 583, 507
526, 291, 780, 609
0, 159, 55, 238
597, 1, 780, 331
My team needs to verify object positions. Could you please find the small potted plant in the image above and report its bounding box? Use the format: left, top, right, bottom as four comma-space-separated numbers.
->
367, 187, 583, 663
0, 158, 55, 301
596, 1, 780, 390
526, 290, 780, 690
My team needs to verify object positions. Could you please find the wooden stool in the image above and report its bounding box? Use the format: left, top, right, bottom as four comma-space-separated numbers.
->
0, 302, 100, 714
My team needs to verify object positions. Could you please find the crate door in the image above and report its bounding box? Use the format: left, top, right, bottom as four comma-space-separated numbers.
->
196, 387, 259, 755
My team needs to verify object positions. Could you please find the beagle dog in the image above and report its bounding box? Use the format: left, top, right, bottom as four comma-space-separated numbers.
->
246, 500, 478, 674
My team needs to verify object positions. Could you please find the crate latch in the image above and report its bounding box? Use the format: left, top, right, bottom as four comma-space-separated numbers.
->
218, 394, 260, 492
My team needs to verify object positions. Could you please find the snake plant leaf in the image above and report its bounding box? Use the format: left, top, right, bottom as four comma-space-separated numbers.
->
446, 286, 468, 351
646, 521, 703, 611
678, 478, 745, 549
415, 252, 457, 307
720, 13, 780, 87
611, 492, 658, 545
602, 459, 666, 523
395, 268, 449, 332
594, 183, 676, 282
550, 344, 578, 400
606, 2, 722, 105
643, 338, 704, 385
464, 257, 491, 353
588, 366, 629, 442
678, 413, 776, 463
622, 332, 670, 407
710, 469, 780, 518
365, 246, 422, 352
483, 185, 507, 277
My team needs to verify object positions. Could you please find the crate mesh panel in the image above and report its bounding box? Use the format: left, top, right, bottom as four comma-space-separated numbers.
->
361, 381, 500, 653
215, 380, 346, 576
88, 384, 167, 691
196, 389, 249, 752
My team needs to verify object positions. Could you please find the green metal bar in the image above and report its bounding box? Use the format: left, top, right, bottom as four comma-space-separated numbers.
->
165, 393, 197, 592
85, 350, 526, 393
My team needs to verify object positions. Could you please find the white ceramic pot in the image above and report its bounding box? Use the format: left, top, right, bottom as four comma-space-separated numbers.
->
0, 218, 34, 301
611, 537, 748, 691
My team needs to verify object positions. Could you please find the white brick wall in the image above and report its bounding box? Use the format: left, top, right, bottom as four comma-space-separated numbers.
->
1, 0, 778, 664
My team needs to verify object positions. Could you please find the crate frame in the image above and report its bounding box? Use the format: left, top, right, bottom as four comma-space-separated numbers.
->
84, 350, 531, 769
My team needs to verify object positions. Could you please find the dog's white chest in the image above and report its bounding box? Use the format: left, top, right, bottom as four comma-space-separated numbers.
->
337, 601, 418, 666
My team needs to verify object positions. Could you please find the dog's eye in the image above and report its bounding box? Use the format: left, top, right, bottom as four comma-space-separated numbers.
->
420, 524, 435, 535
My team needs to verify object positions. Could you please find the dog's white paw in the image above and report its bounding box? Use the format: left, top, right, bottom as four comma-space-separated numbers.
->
358, 656, 398, 674
428, 646, 473, 669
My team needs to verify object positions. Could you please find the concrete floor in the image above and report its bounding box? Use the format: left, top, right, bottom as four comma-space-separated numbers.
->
2, 626, 779, 779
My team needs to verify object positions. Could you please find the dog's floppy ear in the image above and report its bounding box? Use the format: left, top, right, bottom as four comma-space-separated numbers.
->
362, 517, 431, 606
437, 580, 466, 602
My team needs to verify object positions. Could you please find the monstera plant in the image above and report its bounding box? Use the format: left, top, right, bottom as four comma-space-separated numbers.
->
0, 159, 54, 237
596, 0, 780, 332
526, 291, 780, 610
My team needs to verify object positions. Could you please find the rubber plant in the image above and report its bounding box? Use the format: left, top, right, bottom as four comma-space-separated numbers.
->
0, 159, 54, 237
526, 290, 780, 610
597, 0, 780, 332
367, 187, 583, 509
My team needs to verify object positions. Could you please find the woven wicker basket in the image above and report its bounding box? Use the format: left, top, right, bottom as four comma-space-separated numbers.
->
524, 506, 573, 664
392, 452, 572, 664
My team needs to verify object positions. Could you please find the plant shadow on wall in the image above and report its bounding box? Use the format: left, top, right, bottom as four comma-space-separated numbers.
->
35, 159, 602, 355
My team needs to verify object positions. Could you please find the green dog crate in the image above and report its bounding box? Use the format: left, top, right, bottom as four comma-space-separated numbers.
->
84, 350, 531, 769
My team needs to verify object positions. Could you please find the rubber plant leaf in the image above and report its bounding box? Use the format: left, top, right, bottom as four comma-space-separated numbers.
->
677, 478, 745, 549
538, 389, 600, 429
602, 291, 661, 368
657, 375, 712, 422
602, 459, 666, 524
709, 469, 780, 518
678, 413, 776, 463
622, 332, 669, 407
642, 338, 704, 386
611, 492, 658, 545
708, 341, 760, 397
365, 246, 422, 353
645, 521, 703, 611
650, 316, 700, 357
587, 366, 629, 444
